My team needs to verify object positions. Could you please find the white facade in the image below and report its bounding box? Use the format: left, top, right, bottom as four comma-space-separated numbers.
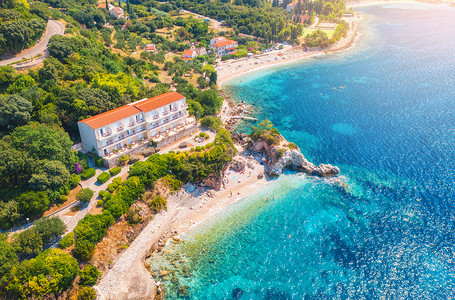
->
286, 0, 298, 13
109, 4, 124, 19
209, 37, 238, 57
78, 92, 192, 157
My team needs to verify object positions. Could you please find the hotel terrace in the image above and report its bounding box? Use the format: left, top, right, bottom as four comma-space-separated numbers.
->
78, 92, 196, 167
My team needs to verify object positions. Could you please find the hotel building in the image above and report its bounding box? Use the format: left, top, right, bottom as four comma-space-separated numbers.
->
78, 92, 196, 167
209, 36, 238, 57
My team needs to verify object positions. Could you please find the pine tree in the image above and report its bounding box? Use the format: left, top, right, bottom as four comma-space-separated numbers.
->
126, 0, 130, 14
209, 72, 217, 85
105, 0, 108, 10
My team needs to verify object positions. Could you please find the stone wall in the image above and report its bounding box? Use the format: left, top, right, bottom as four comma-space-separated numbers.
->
102, 125, 197, 168
156, 124, 197, 149
103, 142, 149, 168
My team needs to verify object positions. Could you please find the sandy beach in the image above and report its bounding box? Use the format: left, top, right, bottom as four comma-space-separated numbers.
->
95, 148, 269, 299
217, 15, 362, 87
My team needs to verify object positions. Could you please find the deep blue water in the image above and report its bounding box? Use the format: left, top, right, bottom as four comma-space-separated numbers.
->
151, 3, 455, 299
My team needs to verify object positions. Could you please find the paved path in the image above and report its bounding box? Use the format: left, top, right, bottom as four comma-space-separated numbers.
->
0, 19, 64, 67
6, 127, 216, 236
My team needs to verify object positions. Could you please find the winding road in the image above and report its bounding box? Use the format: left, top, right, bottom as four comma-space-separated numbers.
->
0, 19, 65, 67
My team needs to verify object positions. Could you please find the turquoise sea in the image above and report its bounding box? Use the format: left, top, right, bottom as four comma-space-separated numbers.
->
151, 3, 455, 299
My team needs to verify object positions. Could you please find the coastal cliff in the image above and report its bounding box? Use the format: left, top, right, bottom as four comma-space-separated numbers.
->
251, 139, 340, 178
236, 120, 339, 178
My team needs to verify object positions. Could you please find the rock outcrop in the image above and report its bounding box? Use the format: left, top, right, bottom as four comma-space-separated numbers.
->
251, 140, 339, 178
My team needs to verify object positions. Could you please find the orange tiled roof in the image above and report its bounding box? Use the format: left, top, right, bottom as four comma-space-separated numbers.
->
97, 2, 106, 8
287, 0, 298, 6
213, 40, 237, 48
79, 105, 141, 129
133, 92, 185, 113
79, 92, 185, 129
182, 49, 195, 56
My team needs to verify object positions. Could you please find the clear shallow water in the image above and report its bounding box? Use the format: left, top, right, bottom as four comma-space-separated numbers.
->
152, 3, 455, 299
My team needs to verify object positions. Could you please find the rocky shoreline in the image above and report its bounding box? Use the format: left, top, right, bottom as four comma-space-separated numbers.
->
235, 133, 340, 178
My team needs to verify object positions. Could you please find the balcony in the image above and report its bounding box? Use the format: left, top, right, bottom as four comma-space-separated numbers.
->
153, 115, 159, 120
162, 110, 170, 116
99, 139, 114, 149
127, 127, 147, 137
181, 104, 188, 109
137, 119, 145, 123
171, 107, 178, 112
103, 138, 148, 159
150, 117, 196, 142
128, 122, 136, 127
116, 126, 124, 132
101, 131, 112, 137
100, 128, 147, 149
149, 112, 188, 131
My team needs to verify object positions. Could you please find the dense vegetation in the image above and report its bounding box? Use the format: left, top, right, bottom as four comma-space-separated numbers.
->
0, 217, 86, 299
0, 0, 50, 56
250, 119, 281, 145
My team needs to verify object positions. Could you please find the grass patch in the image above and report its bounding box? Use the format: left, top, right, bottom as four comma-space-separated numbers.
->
301, 28, 334, 39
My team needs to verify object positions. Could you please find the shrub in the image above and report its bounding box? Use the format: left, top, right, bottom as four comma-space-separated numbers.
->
200, 116, 221, 130
77, 287, 96, 300
98, 190, 112, 201
107, 177, 122, 192
107, 183, 116, 193
81, 168, 96, 180
129, 155, 140, 164
127, 206, 142, 225
93, 153, 104, 167
95, 158, 103, 167
162, 175, 182, 191
103, 176, 145, 219
109, 167, 121, 176
58, 232, 74, 249
112, 177, 122, 185
76, 188, 94, 203
77, 152, 90, 170
148, 195, 167, 213
69, 173, 81, 189
73, 213, 115, 260
80, 265, 101, 286
277, 148, 287, 159
288, 143, 298, 150
97, 172, 111, 184
118, 155, 130, 165
58, 195, 68, 204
